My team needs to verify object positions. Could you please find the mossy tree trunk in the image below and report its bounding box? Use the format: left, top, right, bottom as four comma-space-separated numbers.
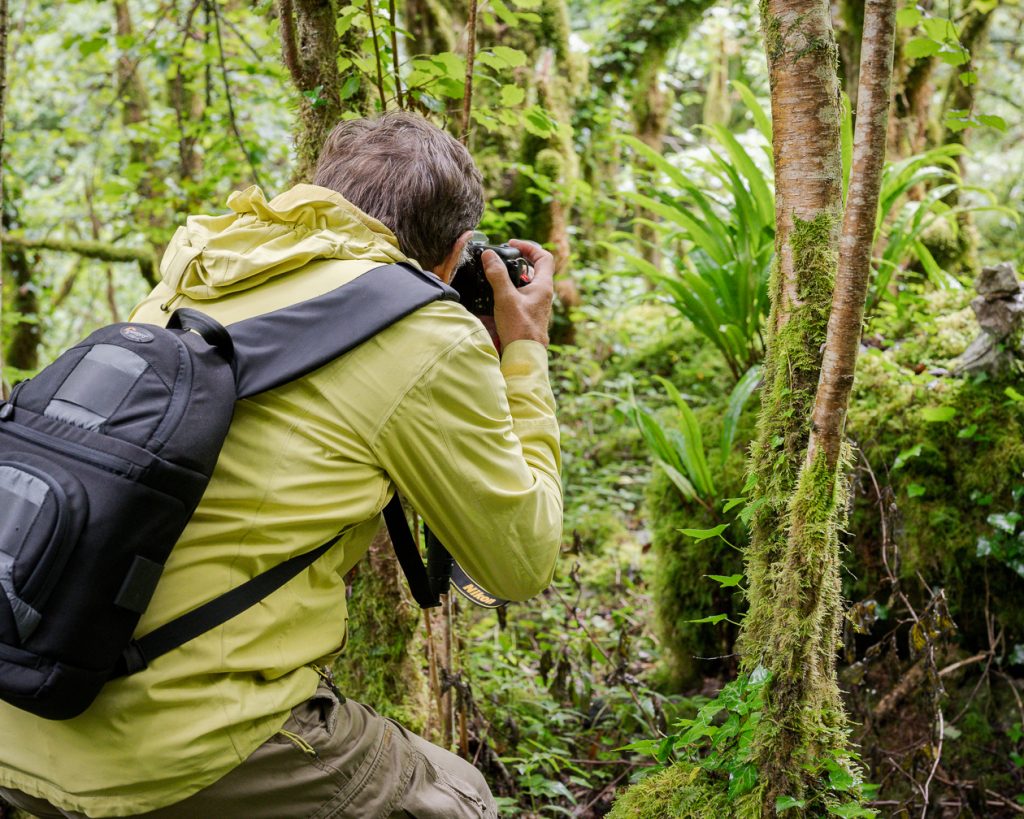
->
168, 1, 207, 208
278, 0, 371, 185
333, 524, 430, 731
4, 231, 39, 375
0, 0, 8, 397
739, 0, 896, 811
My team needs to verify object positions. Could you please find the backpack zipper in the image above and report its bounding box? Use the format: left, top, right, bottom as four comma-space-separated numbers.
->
1, 421, 136, 477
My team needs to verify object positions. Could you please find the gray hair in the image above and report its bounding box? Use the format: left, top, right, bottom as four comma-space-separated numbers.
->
313, 112, 485, 269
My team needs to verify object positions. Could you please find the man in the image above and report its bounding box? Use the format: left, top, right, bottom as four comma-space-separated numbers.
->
0, 112, 562, 818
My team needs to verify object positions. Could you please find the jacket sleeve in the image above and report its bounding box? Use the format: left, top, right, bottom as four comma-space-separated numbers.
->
369, 332, 562, 601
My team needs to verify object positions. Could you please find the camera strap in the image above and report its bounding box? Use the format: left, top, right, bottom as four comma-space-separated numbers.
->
382, 495, 442, 609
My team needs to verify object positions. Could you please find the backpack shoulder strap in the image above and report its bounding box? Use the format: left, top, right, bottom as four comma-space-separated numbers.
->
227, 262, 458, 399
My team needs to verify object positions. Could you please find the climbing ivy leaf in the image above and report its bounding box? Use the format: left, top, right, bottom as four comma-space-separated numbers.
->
728, 763, 758, 799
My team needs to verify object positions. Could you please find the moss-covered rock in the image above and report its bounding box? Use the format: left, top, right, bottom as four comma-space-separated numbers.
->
608, 762, 761, 819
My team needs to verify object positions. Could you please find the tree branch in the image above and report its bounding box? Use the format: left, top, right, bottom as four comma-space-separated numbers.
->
276, 0, 303, 86
366, 0, 387, 110
806, 0, 897, 469
388, 0, 403, 108
2, 233, 158, 286
210, 0, 264, 189
460, 0, 478, 143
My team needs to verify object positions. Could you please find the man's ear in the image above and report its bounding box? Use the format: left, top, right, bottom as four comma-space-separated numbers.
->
433, 230, 474, 284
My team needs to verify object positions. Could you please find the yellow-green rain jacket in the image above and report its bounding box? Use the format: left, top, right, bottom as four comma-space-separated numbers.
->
0, 184, 562, 816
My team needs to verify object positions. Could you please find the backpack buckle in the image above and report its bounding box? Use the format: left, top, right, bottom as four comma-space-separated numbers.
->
120, 641, 149, 676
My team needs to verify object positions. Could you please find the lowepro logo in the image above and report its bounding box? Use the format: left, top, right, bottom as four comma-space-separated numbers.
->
120, 325, 155, 343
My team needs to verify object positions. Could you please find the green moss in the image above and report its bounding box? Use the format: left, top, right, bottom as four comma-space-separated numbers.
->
743, 210, 839, 661
609, 762, 763, 819
333, 546, 429, 731
761, 0, 783, 63
751, 449, 852, 803
846, 348, 1024, 646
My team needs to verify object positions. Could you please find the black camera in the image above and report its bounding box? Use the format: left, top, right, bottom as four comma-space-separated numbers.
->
451, 232, 532, 315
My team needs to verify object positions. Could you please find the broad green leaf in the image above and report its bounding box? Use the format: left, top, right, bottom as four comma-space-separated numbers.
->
979, 114, 1008, 132
922, 406, 956, 422
987, 511, 1022, 534
78, 37, 106, 57
904, 37, 942, 58
728, 763, 758, 799
732, 80, 772, 143
921, 17, 958, 42
959, 70, 978, 86
1006, 386, 1024, 402
490, 0, 520, 26
896, 6, 922, 26
937, 46, 970, 67
907, 483, 926, 498
723, 497, 746, 514
490, 45, 527, 68
680, 524, 728, 541
339, 75, 362, 101
893, 444, 923, 470
828, 762, 856, 791
707, 574, 744, 588
827, 804, 875, 818
776, 796, 807, 812
500, 84, 526, 106
659, 460, 700, 502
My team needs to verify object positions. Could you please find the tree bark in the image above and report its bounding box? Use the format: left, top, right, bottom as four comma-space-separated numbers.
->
806, 0, 896, 471
334, 521, 430, 732
401, 0, 456, 56
278, 0, 347, 185
169, 1, 205, 190
0, 0, 8, 396
4, 237, 38, 375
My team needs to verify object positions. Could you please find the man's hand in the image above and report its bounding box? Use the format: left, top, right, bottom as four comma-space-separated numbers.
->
482, 240, 554, 349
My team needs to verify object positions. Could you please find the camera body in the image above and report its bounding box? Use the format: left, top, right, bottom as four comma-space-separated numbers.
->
451, 233, 531, 315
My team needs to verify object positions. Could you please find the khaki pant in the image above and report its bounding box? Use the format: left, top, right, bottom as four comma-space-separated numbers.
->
1, 686, 498, 819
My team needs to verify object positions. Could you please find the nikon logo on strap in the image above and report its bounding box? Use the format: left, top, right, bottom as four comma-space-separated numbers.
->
450, 563, 507, 609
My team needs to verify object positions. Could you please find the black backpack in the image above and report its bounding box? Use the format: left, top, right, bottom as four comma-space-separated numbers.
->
0, 262, 465, 720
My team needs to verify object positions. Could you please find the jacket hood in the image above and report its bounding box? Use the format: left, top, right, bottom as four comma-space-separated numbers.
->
158, 184, 409, 300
